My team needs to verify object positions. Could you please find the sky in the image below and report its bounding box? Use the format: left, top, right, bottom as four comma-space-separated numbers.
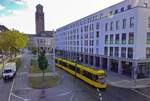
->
0, 0, 123, 34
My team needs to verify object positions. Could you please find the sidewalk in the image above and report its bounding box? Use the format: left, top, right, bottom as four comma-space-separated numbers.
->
106, 71, 150, 89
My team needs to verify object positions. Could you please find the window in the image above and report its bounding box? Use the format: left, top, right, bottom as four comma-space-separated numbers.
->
121, 47, 126, 58
104, 47, 108, 55
96, 40, 99, 46
77, 41, 79, 45
109, 47, 113, 56
91, 24, 94, 31
114, 47, 119, 57
105, 35, 108, 44
128, 32, 134, 44
115, 34, 120, 44
148, 17, 150, 28
116, 20, 120, 30
109, 11, 113, 16
105, 23, 108, 31
130, 17, 134, 28
96, 22, 100, 29
127, 5, 132, 9
96, 31, 99, 38
91, 40, 94, 46
122, 19, 127, 29
121, 7, 124, 12
96, 48, 99, 54
110, 22, 114, 31
110, 34, 114, 44
146, 47, 150, 58
147, 32, 150, 44
114, 9, 118, 14
81, 27, 83, 32
144, 3, 148, 8
128, 48, 133, 58
122, 33, 126, 44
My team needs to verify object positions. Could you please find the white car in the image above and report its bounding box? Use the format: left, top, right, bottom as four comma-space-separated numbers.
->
2, 63, 16, 80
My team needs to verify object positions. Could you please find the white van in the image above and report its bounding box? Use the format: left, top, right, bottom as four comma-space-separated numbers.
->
2, 62, 16, 80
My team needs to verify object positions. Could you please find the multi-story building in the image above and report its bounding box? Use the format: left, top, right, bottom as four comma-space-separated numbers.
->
55, 0, 150, 78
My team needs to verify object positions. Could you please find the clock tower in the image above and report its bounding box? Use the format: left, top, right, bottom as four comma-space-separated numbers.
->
35, 4, 45, 34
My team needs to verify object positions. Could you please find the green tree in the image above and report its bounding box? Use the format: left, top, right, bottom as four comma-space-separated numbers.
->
38, 51, 48, 81
0, 29, 28, 62
31, 47, 38, 55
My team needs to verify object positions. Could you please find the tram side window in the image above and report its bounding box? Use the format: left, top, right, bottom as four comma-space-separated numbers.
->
60, 61, 67, 67
83, 71, 93, 80
75, 68, 80, 73
92, 75, 98, 81
68, 65, 75, 71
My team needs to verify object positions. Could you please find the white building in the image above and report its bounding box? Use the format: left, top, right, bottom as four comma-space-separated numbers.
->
55, 0, 150, 78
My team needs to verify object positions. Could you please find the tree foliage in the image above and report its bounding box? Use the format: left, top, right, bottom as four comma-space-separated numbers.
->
38, 51, 48, 81
38, 51, 48, 71
31, 47, 38, 55
0, 29, 28, 54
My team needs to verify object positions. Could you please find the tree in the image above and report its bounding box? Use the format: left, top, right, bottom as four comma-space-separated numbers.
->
38, 51, 48, 81
0, 29, 28, 60
31, 47, 38, 55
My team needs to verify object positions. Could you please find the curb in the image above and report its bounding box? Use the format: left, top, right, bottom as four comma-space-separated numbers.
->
108, 82, 150, 89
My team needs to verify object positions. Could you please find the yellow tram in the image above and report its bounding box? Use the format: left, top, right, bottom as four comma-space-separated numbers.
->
55, 57, 107, 89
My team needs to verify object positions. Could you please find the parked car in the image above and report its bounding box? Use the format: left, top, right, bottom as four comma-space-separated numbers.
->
2, 62, 16, 80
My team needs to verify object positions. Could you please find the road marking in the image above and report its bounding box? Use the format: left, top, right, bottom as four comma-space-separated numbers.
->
97, 88, 100, 92
11, 93, 25, 100
70, 94, 74, 101
56, 91, 71, 97
13, 87, 32, 91
97, 88, 103, 101
109, 80, 130, 84
8, 78, 16, 101
131, 89, 150, 99
12, 92, 32, 101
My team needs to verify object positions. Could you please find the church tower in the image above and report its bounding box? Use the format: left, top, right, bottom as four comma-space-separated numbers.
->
35, 4, 45, 34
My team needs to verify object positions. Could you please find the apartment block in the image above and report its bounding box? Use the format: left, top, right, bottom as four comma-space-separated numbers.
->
55, 0, 150, 78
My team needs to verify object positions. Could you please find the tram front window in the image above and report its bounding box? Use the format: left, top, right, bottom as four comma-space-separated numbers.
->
97, 75, 106, 84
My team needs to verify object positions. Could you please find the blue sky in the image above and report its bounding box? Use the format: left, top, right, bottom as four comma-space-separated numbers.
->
0, 0, 28, 16
0, 0, 123, 34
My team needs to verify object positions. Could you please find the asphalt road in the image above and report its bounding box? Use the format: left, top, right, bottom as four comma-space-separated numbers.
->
1, 53, 150, 101
0, 78, 13, 101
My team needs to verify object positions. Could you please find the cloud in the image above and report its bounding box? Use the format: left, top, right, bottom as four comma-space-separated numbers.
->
0, 0, 28, 17
0, 4, 5, 10
10, 0, 27, 5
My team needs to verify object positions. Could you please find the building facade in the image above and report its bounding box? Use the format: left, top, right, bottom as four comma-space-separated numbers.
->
55, 0, 150, 78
